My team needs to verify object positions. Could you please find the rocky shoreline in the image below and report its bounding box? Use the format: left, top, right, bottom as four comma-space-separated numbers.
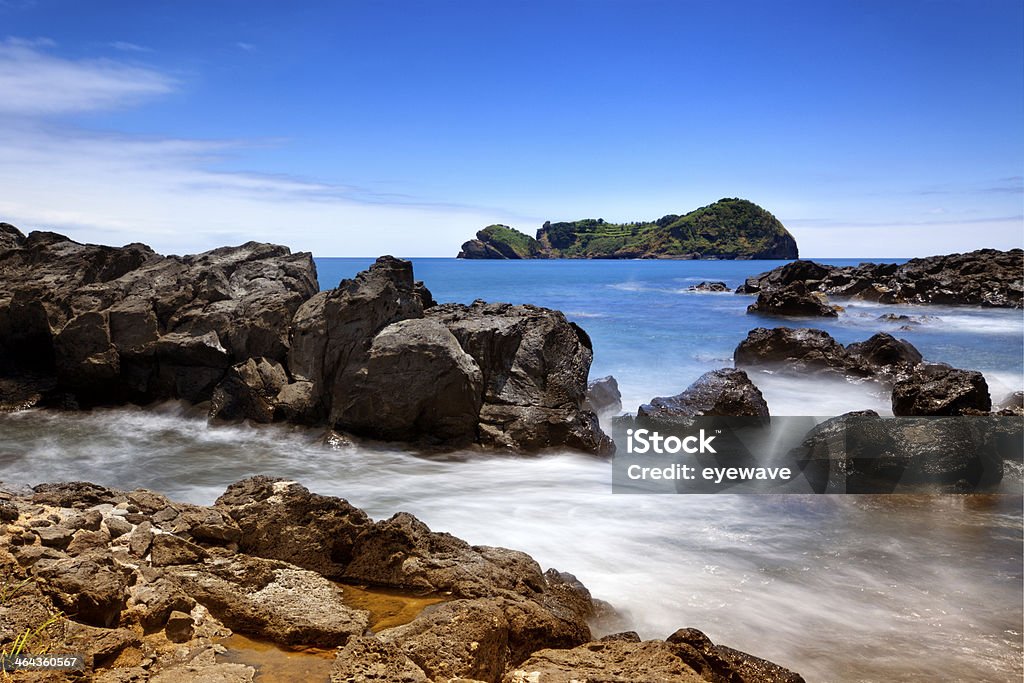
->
0, 477, 805, 682
737, 249, 1023, 316
0, 226, 610, 454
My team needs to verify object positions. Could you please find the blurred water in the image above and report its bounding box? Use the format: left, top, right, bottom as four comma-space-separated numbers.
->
1, 257, 1021, 682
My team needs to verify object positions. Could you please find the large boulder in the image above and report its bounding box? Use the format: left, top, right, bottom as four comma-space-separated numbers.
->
746, 281, 838, 317
790, 411, 1004, 493
285, 255, 431, 425
582, 375, 622, 416
737, 259, 835, 295
638, 368, 769, 421
0, 222, 26, 251
332, 318, 484, 445
426, 301, 612, 453
845, 332, 923, 382
734, 327, 868, 377
892, 364, 992, 416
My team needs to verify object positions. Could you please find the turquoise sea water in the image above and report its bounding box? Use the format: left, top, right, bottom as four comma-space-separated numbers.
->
315, 257, 1024, 413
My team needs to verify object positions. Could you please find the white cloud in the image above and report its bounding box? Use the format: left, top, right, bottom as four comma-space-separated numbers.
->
0, 123, 533, 256
0, 38, 174, 115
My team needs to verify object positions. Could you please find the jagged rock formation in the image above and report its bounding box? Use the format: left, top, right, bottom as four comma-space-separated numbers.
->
458, 199, 799, 260
0, 477, 806, 683
638, 368, 770, 422
0, 228, 610, 454
738, 250, 1023, 308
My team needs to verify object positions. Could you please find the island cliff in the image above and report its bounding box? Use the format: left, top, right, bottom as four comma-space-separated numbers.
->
457, 198, 798, 260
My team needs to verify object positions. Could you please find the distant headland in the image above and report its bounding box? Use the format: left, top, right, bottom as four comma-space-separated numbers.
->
457, 198, 799, 260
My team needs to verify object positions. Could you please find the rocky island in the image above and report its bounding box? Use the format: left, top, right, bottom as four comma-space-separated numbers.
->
457, 199, 799, 260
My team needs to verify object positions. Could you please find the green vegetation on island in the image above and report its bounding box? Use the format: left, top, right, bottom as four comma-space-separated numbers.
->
457, 198, 799, 260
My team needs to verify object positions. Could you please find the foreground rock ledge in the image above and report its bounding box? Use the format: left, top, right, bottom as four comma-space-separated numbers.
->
0, 477, 804, 682
0, 226, 611, 454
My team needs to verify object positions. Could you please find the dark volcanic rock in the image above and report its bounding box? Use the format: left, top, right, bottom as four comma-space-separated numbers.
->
734, 327, 869, 377
746, 281, 838, 317
0, 230, 317, 406
737, 259, 835, 295
638, 368, 769, 420
790, 411, 1005, 493
740, 249, 1023, 308
997, 390, 1024, 416
687, 281, 729, 292
427, 301, 612, 453
285, 255, 429, 425
583, 375, 622, 416
332, 317, 484, 445
0, 222, 26, 251
845, 332, 923, 383
2, 229, 612, 453
892, 364, 992, 416
209, 357, 289, 423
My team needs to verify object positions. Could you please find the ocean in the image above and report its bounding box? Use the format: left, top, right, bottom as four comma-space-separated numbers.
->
1, 257, 1021, 681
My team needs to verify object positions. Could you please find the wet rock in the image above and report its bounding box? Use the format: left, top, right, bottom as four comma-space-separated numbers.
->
216, 476, 370, 579
638, 368, 769, 421
583, 375, 622, 417
166, 554, 370, 647
332, 318, 484, 445
734, 327, 869, 377
737, 259, 835, 295
687, 281, 729, 292
330, 635, 430, 683
209, 357, 289, 423
667, 628, 805, 683
789, 411, 1004, 493
739, 249, 1023, 308
845, 332, 923, 382
746, 281, 839, 317
996, 390, 1024, 416
427, 301, 612, 453
892, 364, 991, 416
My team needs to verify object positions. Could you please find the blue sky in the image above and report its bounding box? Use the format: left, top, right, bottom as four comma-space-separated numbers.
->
0, 0, 1021, 257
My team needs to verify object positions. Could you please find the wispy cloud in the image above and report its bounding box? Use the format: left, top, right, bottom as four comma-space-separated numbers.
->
235, 42, 256, 52
0, 38, 174, 115
0, 122, 534, 256
109, 41, 152, 53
